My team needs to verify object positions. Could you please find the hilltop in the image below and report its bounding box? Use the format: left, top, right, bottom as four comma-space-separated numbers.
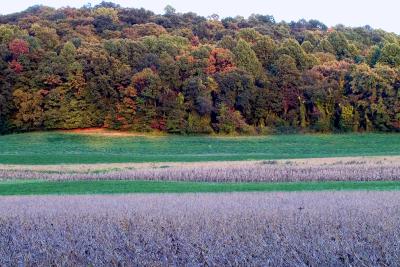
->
0, 2, 399, 134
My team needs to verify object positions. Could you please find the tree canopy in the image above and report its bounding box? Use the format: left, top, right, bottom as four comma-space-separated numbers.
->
0, 3, 399, 134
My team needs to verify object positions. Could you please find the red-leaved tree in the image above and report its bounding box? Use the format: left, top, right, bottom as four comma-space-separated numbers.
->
9, 39, 29, 58
9, 59, 23, 73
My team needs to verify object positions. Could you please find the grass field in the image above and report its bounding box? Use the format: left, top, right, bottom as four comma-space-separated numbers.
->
1, 132, 400, 164
1, 180, 400, 195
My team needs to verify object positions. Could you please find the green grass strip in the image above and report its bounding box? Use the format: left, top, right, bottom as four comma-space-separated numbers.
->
1, 180, 400, 196
1, 132, 400, 165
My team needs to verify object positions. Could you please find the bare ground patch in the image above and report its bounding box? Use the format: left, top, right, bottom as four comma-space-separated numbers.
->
60, 128, 165, 137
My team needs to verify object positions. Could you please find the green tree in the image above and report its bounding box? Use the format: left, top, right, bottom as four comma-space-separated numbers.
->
164, 5, 176, 15
378, 43, 400, 67
237, 28, 261, 43
12, 89, 45, 130
166, 93, 186, 133
131, 68, 162, 131
233, 39, 263, 78
216, 104, 253, 134
277, 39, 310, 70
186, 112, 213, 134
327, 31, 351, 60
339, 103, 357, 132
253, 36, 276, 70
301, 41, 313, 53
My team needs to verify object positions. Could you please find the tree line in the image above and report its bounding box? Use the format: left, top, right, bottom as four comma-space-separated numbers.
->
0, 2, 399, 134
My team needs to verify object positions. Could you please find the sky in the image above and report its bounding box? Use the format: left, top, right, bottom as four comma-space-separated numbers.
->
1, 0, 399, 33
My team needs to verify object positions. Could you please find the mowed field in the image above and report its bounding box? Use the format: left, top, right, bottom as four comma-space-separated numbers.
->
1, 132, 400, 164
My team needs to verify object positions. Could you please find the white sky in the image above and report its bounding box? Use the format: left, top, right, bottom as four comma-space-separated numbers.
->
1, 0, 399, 33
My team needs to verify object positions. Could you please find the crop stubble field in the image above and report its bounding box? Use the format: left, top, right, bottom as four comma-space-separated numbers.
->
1, 192, 400, 266
2, 157, 400, 182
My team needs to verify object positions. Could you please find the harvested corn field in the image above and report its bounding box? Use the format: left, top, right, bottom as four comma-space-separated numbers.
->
1, 156, 399, 183
1, 192, 399, 266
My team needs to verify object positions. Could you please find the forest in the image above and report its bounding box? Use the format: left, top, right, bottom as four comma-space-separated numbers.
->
0, 2, 399, 134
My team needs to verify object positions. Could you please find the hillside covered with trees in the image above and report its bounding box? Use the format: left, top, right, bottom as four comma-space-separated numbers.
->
0, 2, 399, 134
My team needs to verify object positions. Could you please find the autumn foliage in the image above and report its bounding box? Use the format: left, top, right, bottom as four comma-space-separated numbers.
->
206, 48, 236, 74
8, 39, 29, 57
0, 3, 399, 134
8, 59, 23, 73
